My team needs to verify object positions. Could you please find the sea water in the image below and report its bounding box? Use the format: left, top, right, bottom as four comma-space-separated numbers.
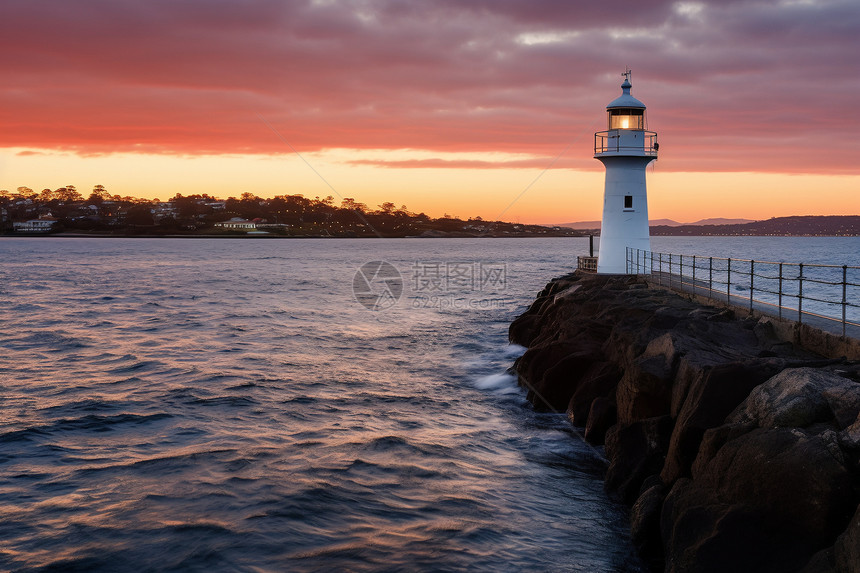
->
1, 236, 857, 571
0, 237, 641, 572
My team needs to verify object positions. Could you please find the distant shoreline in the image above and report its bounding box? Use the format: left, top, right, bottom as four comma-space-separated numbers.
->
3, 233, 859, 239
0, 232, 584, 239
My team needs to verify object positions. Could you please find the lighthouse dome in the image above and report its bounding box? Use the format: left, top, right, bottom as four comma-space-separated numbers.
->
606, 77, 646, 110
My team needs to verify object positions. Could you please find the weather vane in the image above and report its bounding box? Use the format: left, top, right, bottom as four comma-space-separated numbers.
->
622, 68, 631, 82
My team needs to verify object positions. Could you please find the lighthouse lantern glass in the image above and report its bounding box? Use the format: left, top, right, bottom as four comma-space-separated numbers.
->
608, 108, 644, 130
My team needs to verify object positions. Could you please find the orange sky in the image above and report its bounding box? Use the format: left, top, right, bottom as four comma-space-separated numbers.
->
1, 0, 859, 224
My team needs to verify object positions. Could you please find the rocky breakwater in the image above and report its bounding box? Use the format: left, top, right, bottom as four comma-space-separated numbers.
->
509, 272, 860, 573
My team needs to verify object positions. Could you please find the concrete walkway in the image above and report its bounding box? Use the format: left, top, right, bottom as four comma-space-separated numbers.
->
645, 271, 860, 341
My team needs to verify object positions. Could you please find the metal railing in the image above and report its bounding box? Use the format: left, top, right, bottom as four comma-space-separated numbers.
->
594, 130, 658, 155
626, 247, 860, 338
577, 255, 598, 273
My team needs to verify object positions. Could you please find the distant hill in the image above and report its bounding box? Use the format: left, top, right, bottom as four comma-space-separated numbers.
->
650, 215, 860, 236
690, 218, 756, 226
558, 217, 753, 230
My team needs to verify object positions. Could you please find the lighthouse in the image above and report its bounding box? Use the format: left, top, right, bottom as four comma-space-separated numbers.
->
595, 70, 658, 274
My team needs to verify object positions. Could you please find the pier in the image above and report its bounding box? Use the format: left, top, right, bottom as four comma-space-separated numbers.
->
509, 271, 860, 572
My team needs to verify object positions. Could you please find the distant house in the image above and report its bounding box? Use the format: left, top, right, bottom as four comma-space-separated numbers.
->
215, 217, 257, 230
14, 214, 58, 233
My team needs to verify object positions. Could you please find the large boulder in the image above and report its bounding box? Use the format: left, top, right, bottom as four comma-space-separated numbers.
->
821, 380, 860, 429
729, 368, 860, 429
840, 412, 860, 451
604, 416, 674, 505
616, 353, 675, 424
520, 347, 602, 411
583, 396, 617, 445
661, 359, 785, 484
834, 504, 860, 573
662, 427, 857, 573
566, 361, 621, 426
631, 482, 668, 571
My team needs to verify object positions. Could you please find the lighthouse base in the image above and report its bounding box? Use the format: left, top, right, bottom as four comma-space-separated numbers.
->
596, 236, 650, 274
595, 155, 653, 275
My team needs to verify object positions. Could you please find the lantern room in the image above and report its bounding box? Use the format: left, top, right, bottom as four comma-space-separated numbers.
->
604, 70, 646, 130
608, 108, 644, 130
594, 69, 657, 158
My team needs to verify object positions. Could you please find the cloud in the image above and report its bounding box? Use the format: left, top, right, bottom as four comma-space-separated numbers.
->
347, 156, 573, 170
0, 0, 858, 173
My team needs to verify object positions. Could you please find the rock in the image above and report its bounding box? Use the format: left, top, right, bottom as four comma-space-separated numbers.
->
583, 396, 616, 445
552, 284, 581, 303
670, 355, 706, 418
616, 354, 675, 423
566, 361, 621, 426
514, 340, 586, 389
508, 312, 542, 347
523, 348, 601, 411
798, 547, 836, 573
604, 416, 674, 505
507, 273, 860, 572
821, 381, 860, 429
631, 483, 667, 571
840, 413, 860, 450
661, 360, 784, 484
663, 428, 857, 573
834, 504, 860, 573
690, 422, 755, 479
729, 368, 857, 429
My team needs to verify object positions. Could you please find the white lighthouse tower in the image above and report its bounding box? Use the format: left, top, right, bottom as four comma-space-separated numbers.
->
595, 70, 658, 274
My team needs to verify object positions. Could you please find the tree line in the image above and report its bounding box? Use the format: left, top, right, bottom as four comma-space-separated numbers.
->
1, 185, 579, 238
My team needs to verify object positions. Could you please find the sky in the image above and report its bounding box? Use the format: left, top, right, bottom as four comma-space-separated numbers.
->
1, 0, 859, 224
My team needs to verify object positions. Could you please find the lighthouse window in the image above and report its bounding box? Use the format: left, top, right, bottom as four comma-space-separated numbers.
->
609, 108, 644, 130
624, 195, 633, 209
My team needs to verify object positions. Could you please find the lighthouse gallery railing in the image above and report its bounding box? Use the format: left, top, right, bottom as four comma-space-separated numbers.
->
594, 130, 659, 155
626, 247, 860, 338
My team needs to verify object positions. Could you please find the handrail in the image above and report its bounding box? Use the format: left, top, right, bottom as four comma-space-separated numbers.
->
594, 130, 658, 156
627, 247, 860, 338
577, 255, 598, 273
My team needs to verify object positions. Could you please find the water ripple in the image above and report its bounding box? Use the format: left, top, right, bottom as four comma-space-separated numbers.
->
0, 237, 645, 572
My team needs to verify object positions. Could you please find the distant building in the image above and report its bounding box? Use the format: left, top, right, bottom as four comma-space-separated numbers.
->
215, 217, 257, 230
14, 214, 58, 233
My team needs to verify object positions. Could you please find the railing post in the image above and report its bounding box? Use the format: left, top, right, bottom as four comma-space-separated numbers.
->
692, 255, 696, 294
843, 265, 848, 337
798, 263, 804, 324
680, 254, 684, 288
669, 253, 673, 287
709, 257, 713, 300
778, 263, 783, 319
659, 253, 663, 285
727, 258, 732, 304
750, 260, 755, 313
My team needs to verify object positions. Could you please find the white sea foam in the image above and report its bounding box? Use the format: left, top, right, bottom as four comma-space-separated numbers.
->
474, 372, 519, 394
503, 343, 527, 357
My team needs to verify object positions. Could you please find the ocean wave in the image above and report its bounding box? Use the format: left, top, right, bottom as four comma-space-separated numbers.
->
473, 372, 520, 394
0, 413, 173, 443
